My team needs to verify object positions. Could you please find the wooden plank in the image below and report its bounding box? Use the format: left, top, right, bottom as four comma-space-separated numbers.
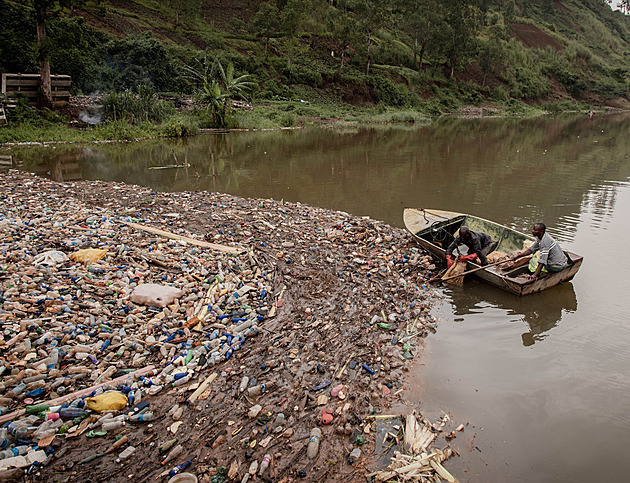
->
121, 221, 247, 254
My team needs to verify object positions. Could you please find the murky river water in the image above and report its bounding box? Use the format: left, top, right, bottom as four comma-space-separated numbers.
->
6, 112, 630, 481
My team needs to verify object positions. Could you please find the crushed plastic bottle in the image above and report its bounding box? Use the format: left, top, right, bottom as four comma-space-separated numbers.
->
307, 428, 322, 459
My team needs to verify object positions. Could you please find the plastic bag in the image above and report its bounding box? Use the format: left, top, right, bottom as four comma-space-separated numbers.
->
85, 391, 128, 412
70, 248, 108, 264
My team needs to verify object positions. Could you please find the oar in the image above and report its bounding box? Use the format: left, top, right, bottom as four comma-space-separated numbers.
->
427, 259, 512, 284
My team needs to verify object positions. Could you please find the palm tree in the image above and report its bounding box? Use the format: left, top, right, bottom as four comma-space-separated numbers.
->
199, 80, 229, 125
185, 56, 256, 127
220, 62, 256, 103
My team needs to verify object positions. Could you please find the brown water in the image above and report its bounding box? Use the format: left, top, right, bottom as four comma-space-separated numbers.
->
7, 112, 630, 481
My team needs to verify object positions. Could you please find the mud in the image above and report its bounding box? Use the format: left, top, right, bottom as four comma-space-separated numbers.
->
0, 170, 461, 482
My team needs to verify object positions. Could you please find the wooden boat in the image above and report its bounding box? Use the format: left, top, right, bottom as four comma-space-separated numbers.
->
403, 208, 583, 296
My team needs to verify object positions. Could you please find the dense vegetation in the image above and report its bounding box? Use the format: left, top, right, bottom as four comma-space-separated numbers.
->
1, 0, 629, 141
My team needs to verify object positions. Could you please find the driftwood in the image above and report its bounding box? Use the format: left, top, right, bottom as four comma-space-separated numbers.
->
370, 412, 459, 482
121, 221, 245, 254
188, 372, 218, 403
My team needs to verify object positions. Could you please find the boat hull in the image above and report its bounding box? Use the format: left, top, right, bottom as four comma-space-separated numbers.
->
403, 208, 583, 296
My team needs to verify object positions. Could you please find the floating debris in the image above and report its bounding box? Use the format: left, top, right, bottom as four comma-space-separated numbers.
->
0, 170, 457, 481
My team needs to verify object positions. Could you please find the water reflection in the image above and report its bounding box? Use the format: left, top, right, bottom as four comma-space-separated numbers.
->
7, 112, 630, 482
512, 283, 577, 346
8, 114, 630, 236
444, 280, 577, 346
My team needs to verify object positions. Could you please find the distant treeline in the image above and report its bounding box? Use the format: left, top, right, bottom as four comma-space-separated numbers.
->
1, 0, 629, 109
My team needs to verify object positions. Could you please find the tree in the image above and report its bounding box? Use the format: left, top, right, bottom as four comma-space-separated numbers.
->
20, 0, 88, 108
187, 57, 255, 127
397, 0, 441, 72
437, 0, 480, 78
619, 0, 630, 14
280, 0, 306, 68
167, 0, 201, 28
542, 0, 554, 17
252, 2, 280, 58
326, 0, 360, 75
354, 0, 391, 75
503, 0, 516, 29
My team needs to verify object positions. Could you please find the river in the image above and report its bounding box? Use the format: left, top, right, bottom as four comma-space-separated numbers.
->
5, 112, 630, 481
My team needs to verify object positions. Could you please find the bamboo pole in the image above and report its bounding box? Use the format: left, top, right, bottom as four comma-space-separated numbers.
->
428, 259, 511, 284
188, 372, 218, 403
121, 221, 245, 254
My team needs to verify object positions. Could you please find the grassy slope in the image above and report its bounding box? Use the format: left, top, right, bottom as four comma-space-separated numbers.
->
75, 0, 629, 109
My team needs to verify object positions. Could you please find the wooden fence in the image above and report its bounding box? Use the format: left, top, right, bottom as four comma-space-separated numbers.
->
1, 73, 71, 107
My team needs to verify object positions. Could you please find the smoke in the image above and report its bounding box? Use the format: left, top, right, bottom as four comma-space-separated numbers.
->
78, 110, 103, 125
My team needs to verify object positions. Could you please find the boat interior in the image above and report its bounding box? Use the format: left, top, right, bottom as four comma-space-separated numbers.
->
415, 215, 574, 279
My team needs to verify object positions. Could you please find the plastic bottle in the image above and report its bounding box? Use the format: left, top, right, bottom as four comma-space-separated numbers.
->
348, 448, 361, 465
168, 460, 191, 477
159, 439, 177, 454
161, 444, 183, 465
147, 384, 163, 396
105, 435, 129, 454
239, 376, 249, 393
11, 383, 26, 396
59, 407, 86, 419
118, 446, 136, 460
307, 428, 322, 459
0, 428, 8, 449
25, 404, 50, 415
259, 454, 271, 475
14, 427, 31, 442
172, 374, 191, 387
128, 412, 154, 422
102, 420, 126, 431
247, 381, 275, 397
248, 460, 259, 475
0, 445, 29, 461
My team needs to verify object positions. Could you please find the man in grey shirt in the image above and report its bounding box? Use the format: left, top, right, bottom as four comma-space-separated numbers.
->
511, 222, 568, 280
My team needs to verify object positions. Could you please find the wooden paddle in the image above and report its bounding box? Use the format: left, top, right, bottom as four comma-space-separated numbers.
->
427, 259, 513, 284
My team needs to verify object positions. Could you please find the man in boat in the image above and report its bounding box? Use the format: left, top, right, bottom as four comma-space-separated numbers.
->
446, 226, 495, 268
511, 222, 568, 280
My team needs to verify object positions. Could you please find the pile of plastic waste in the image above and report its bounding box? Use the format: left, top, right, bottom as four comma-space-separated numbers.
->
0, 171, 460, 482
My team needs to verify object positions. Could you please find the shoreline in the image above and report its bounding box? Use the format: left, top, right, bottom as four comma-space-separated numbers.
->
2, 102, 624, 149
0, 171, 461, 481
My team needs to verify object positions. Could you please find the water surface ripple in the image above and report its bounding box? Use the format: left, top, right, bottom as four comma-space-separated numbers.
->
8, 112, 630, 481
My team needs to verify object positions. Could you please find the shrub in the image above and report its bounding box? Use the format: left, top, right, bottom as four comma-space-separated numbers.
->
259, 79, 294, 100
280, 66, 323, 87
101, 86, 175, 123
492, 85, 510, 102
6, 96, 67, 125
369, 76, 414, 107
162, 116, 198, 137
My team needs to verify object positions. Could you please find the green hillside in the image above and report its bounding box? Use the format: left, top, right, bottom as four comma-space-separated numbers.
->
1, 0, 630, 122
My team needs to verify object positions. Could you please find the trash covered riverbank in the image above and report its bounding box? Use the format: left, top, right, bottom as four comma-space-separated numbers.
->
0, 170, 463, 482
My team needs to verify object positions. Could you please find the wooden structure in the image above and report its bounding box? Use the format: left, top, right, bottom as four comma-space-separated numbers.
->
403, 208, 583, 295
1, 73, 71, 107
0, 154, 12, 170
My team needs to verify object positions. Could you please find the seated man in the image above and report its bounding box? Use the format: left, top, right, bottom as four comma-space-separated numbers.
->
446, 226, 495, 268
511, 222, 568, 280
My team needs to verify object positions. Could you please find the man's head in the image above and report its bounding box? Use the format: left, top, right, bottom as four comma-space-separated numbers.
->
459, 226, 471, 242
532, 222, 546, 239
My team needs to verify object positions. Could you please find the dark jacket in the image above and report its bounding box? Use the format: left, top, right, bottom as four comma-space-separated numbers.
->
446, 230, 494, 258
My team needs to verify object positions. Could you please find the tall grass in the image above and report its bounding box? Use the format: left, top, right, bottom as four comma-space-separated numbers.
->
102, 85, 175, 123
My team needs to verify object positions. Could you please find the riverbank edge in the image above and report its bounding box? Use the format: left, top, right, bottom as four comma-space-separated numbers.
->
2, 100, 625, 147
0, 170, 461, 481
